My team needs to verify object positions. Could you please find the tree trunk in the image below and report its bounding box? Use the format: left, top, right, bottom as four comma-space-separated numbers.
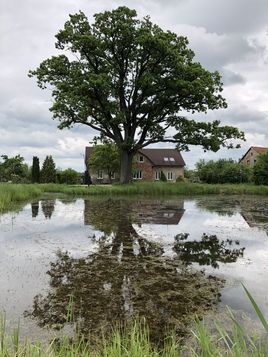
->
120, 150, 134, 184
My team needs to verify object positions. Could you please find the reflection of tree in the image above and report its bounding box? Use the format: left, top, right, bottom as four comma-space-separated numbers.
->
41, 199, 55, 219
173, 233, 245, 269
25, 198, 243, 345
25, 249, 224, 345
31, 201, 39, 218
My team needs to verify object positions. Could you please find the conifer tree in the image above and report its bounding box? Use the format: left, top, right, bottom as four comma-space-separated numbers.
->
32, 156, 40, 183
40, 155, 56, 183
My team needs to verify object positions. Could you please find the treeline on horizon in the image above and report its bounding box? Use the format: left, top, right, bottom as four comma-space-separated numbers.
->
1, 151, 268, 186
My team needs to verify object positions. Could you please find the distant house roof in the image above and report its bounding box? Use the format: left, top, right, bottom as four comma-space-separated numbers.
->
138, 148, 185, 167
251, 146, 268, 153
241, 146, 268, 161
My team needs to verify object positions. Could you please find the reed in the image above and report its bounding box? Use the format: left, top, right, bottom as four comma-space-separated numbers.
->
1, 182, 268, 213
0, 183, 42, 213
0, 285, 267, 356
190, 284, 268, 356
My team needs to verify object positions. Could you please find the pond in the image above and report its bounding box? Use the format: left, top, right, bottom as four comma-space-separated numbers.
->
1, 194, 268, 344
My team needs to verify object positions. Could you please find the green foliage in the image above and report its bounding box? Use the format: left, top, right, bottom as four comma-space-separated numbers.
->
29, 6, 245, 184
58, 168, 78, 184
0, 154, 30, 182
88, 143, 121, 181
195, 158, 251, 184
176, 175, 186, 182
160, 171, 167, 182
191, 285, 268, 356
40, 155, 57, 183
32, 156, 40, 183
84, 169, 92, 185
253, 151, 268, 185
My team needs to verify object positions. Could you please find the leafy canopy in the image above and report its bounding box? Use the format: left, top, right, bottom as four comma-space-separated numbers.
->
195, 158, 251, 184
29, 6, 245, 183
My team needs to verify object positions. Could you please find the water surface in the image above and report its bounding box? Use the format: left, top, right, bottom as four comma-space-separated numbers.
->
1, 195, 268, 342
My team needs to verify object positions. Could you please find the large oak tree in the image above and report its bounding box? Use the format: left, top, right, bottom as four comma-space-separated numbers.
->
29, 6, 245, 183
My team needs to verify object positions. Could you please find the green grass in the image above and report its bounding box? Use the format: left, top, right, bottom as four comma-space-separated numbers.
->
1, 182, 268, 213
0, 286, 268, 356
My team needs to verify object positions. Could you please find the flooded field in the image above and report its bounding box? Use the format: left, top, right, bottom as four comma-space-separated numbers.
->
1, 195, 268, 343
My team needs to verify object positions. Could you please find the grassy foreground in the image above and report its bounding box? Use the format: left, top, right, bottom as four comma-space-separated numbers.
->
1, 286, 268, 356
1, 182, 268, 213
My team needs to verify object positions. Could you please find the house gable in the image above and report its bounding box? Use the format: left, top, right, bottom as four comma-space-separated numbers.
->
136, 148, 185, 182
241, 146, 268, 166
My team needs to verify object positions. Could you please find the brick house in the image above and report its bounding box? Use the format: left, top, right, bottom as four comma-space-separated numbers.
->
85, 146, 185, 184
240, 146, 268, 166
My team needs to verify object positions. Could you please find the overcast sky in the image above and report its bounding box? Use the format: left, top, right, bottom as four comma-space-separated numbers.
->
1, 0, 268, 171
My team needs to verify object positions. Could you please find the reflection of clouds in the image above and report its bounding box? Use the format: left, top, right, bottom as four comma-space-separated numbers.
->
204, 217, 249, 230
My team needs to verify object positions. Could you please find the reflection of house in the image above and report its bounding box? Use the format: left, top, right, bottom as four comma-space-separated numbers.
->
85, 146, 185, 184
135, 200, 185, 225
240, 146, 268, 166
84, 199, 185, 226
241, 212, 257, 228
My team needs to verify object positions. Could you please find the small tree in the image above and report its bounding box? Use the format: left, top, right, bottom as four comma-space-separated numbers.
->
58, 168, 78, 184
0, 154, 29, 182
88, 142, 121, 182
84, 169, 92, 185
40, 155, 56, 183
32, 156, 40, 183
253, 151, 268, 185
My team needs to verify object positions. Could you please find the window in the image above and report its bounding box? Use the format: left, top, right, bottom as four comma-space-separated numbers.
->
155, 171, 160, 180
97, 170, 103, 179
139, 155, 144, 162
163, 212, 175, 218
167, 172, 173, 180
133, 170, 142, 179
164, 157, 175, 162
110, 171, 115, 179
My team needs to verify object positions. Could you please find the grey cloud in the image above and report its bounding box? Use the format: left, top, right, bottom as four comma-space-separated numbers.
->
221, 69, 246, 86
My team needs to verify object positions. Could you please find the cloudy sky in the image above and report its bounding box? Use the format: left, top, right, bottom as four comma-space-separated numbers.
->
1, 0, 268, 171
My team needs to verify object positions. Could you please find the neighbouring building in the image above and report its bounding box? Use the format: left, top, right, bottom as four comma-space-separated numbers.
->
240, 146, 268, 166
85, 146, 186, 184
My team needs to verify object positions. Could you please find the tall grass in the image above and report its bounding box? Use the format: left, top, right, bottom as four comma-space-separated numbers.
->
0, 286, 267, 356
1, 181, 268, 213
190, 284, 268, 356
0, 183, 42, 213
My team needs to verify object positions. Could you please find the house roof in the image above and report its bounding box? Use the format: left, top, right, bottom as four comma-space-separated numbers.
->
85, 146, 186, 167
138, 148, 185, 167
251, 146, 268, 153
241, 146, 268, 161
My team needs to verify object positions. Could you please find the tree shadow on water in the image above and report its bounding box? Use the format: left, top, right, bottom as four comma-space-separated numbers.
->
25, 198, 244, 346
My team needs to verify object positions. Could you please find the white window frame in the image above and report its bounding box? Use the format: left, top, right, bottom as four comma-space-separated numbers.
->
155, 171, 160, 180
97, 170, 103, 179
167, 172, 173, 180
139, 155, 144, 162
133, 170, 142, 179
